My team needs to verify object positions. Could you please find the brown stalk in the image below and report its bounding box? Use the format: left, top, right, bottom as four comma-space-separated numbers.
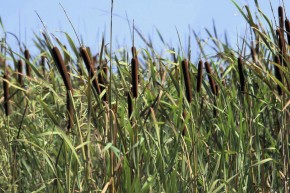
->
17, 60, 24, 86
80, 46, 101, 95
274, 55, 283, 95
24, 49, 32, 77
237, 57, 245, 93
196, 60, 203, 93
204, 61, 217, 95
51, 46, 74, 130
3, 71, 10, 116
181, 59, 192, 103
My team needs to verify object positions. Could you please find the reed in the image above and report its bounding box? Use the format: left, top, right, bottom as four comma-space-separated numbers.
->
80, 46, 101, 95
274, 55, 283, 95
278, 6, 284, 31
51, 46, 74, 130
17, 60, 24, 86
204, 61, 217, 95
276, 29, 287, 67
196, 60, 203, 93
24, 49, 31, 77
181, 59, 192, 103
237, 57, 245, 93
3, 70, 10, 116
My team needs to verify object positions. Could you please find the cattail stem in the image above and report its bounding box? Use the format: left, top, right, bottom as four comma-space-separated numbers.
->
17, 60, 24, 86
197, 60, 203, 93
237, 57, 245, 93
3, 71, 10, 116
80, 46, 101, 95
181, 59, 192, 103
204, 61, 217, 95
131, 57, 138, 98
24, 49, 31, 77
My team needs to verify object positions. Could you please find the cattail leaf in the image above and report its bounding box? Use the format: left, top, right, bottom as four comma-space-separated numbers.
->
37, 99, 60, 127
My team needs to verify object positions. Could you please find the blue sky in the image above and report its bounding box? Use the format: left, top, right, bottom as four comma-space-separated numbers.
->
0, 0, 289, 57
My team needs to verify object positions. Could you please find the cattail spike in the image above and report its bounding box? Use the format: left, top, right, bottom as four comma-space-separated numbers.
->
237, 57, 245, 93
274, 55, 283, 95
24, 49, 31, 77
3, 71, 10, 116
80, 46, 101, 95
181, 59, 192, 103
17, 60, 24, 86
278, 6, 284, 30
285, 19, 290, 46
131, 57, 138, 98
204, 61, 217, 95
197, 59, 203, 93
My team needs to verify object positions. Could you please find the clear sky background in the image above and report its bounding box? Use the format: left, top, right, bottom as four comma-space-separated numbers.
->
0, 0, 289, 58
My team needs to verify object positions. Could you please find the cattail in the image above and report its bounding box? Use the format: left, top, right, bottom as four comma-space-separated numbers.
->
181, 59, 192, 103
131, 46, 137, 59
127, 91, 132, 121
285, 19, 290, 45
131, 57, 138, 98
197, 60, 203, 93
274, 55, 283, 95
204, 61, 217, 95
51, 46, 74, 130
276, 29, 287, 67
278, 6, 284, 31
237, 57, 245, 93
40, 56, 46, 76
3, 71, 10, 116
24, 49, 31, 77
17, 60, 24, 86
98, 59, 108, 101
80, 46, 101, 94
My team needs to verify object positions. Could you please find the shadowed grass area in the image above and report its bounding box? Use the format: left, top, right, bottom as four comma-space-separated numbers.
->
0, 1, 289, 192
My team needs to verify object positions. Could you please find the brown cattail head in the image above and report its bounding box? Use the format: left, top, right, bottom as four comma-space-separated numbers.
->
197, 59, 203, 93
276, 29, 287, 67
40, 56, 46, 76
285, 19, 290, 46
51, 47, 73, 93
17, 60, 24, 86
3, 71, 10, 116
127, 91, 133, 121
131, 57, 139, 98
278, 6, 284, 30
98, 59, 108, 101
274, 55, 283, 95
24, 49, 31, 77
204, 61, 217, 95
237, 57, 245, 93
131, 46, 137, 58
80, 46, 101, 94
181, 59, 192, 103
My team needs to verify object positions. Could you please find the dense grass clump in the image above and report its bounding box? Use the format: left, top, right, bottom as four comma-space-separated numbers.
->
0, 1, 289, 193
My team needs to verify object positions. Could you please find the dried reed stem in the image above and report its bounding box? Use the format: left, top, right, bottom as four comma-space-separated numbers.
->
181, 59, 192, 103
204, 61, 217, 95
80, 46, 101, 94
197, 60, 203, 93
24, 49, 31, 77
237, 57, 245, 93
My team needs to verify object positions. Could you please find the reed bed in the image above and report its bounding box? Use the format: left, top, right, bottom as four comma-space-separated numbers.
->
0, 1, 289, 193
